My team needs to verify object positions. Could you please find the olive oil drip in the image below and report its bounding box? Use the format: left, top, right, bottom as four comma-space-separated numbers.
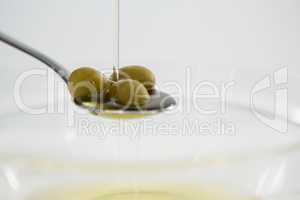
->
112, 0, 142, 169
113, 0, 120, 81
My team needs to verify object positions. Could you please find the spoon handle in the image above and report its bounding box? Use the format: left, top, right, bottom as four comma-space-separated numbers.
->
0, 31, 69, 83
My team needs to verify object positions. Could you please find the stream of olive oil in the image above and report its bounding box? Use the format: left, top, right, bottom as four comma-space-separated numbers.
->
113, 0, 120, 80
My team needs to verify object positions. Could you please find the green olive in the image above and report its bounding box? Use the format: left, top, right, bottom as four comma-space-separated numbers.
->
113, 65, 156, 92
68, 67, 110, 102
106, 82, 117, 100
114, 79, 150, 108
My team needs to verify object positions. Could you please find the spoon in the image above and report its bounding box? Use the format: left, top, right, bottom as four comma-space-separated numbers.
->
0, 31, 176, 118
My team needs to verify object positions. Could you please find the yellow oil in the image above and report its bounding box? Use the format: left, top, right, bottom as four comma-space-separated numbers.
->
27, 183, 257, 200
81, 101, 154, 119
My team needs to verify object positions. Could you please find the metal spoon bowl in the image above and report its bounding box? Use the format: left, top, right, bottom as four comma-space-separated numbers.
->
0, 31, 176, 118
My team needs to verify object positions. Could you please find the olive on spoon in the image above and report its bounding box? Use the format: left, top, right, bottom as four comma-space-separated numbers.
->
0, 31, 176, 118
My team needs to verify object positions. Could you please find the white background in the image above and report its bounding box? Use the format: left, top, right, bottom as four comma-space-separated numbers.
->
0, 0, 300, 66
